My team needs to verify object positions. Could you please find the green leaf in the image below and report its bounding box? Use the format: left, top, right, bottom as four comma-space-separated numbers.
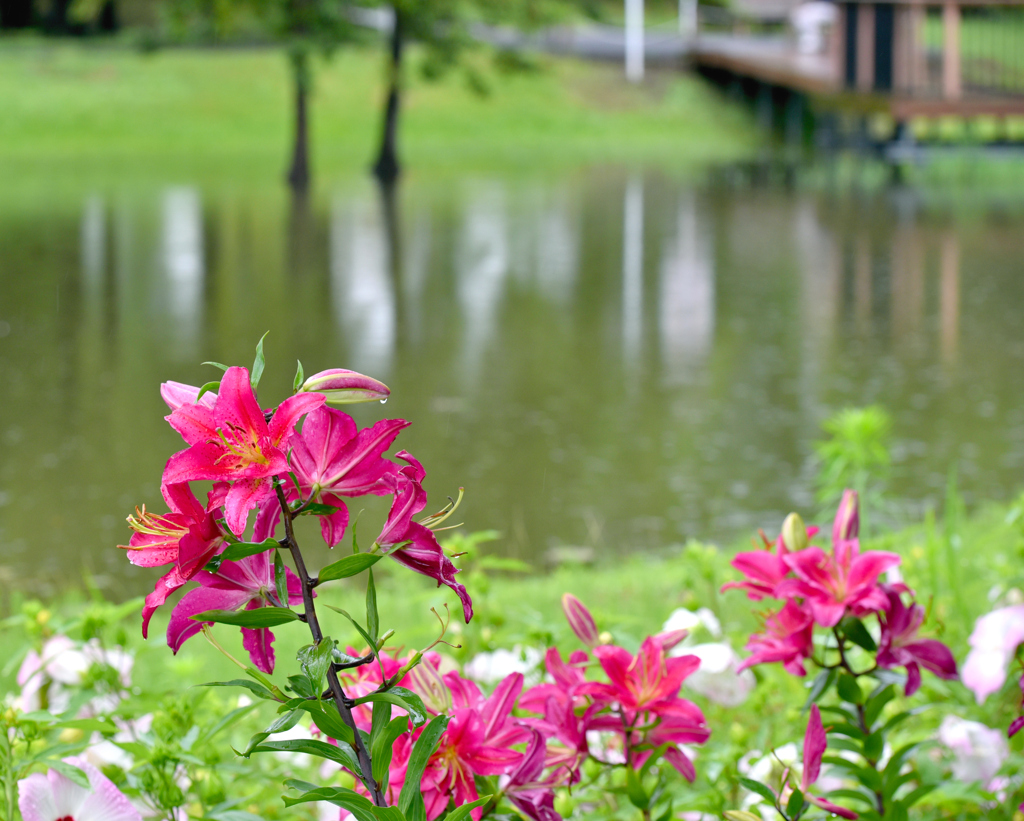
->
274, 550, 289, 608
192, 607, 299, 628
840, 616, 878, 652
625, 767, 649, 810
242, 709, 302, 755
219, 539, 280, 563
785, 788, 805, 819
738, 777, 776, 804
293, 360, 305, 393
294, 701, 355, 745
200, 679, 278, 701
724, 813, 766, 821
200, 704, 259, 743
804, 668, 836, 712
442, 796, 490, 821
897, 784, 936, 810
862, 731, 884, 761
318, 553, 382, 583
827, 789, 878, 808
881, 742, 920, 786
202, 361, 230, 372
55, 718, 117, 735
863, 684, 896, 729
398, 716, 449, 816
251, 331, 269, 392
45, 760, 90, 789
370, 700, 392, 747
288, 674, 316, 699
837, 672, 864, 705
297, 639, 335, 697
283, 783, 377, 821
300, 503, 343, 516
366, 569, 379, 643
370, 809, 405, 821
323, 605, 379, 663
252, 738, 360, 771
353, 690, 428, 728
371, 716, 410, 783
196, 381, 221, 402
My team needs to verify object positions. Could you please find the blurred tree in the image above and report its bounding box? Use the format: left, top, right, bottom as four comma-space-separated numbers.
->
370, 0, 579, 184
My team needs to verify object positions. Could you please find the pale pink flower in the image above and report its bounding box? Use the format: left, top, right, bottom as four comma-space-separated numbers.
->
19, 758, 141, 821
962, 604, 1024, 704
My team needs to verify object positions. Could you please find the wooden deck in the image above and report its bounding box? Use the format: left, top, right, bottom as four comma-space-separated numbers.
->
693, 34, 839, 96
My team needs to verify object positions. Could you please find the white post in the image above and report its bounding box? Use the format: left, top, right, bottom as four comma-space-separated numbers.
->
622, 175, 644, 364
679, 0, 697, 38
625, 0, 645, 82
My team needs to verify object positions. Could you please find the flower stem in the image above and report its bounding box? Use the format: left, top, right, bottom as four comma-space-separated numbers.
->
274, 481, 387, 807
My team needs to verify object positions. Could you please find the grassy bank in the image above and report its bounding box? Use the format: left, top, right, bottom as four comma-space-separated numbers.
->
0, 39, 755, 185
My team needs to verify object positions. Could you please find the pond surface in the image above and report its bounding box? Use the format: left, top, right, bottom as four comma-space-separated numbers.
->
2, 167, 1024, 598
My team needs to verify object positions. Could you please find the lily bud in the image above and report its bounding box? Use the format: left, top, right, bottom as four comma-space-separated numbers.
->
562, 593, 599, 648
781, 512, 809, 552
299, 369, 390, 404
832, 489, 860, 543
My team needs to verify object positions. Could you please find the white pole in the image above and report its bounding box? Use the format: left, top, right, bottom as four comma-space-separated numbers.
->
679, 0, 697, 38
622, 175, 644, 365
625, 0, 644, 82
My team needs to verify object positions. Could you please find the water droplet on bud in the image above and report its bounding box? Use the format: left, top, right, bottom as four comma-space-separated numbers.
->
379, 397, 388, 405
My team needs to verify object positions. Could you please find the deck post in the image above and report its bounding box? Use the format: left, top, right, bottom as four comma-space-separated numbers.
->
856, 2, 875, 91
942, 1, 961, 99
679, 0, 697, 37
625, 0, 645, 82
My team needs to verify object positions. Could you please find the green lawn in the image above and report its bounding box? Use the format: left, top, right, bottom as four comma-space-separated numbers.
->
0, 38, 756, 185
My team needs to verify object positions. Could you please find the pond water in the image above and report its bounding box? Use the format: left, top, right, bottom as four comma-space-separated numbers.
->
2, 167, 1024, 598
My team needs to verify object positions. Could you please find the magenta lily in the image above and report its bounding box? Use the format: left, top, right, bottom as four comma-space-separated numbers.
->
162, 366, 324, 536
580, 636, 701, 714
801, 705, 858, 818
722, 523, 820, 601
122, 483, 228, 637
376, 452, 473, 623
166, 550, 303, 673
255, 406, 409, 547
501, 729, 561, 821
737, 600, 815, 676
562, 593, 600, 648
519, 647, 589, 713
876, 586, 958, 696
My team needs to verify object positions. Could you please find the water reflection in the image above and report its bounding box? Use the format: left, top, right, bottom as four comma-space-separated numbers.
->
330, 191, 396, 377
2, 169, 1023, 594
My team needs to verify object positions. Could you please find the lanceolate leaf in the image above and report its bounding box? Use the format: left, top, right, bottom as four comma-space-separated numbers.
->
192, 608, 299, 628
370, 808, 406, 821
219, 539, 280, 563
45, 760, 90, 789
353, 690, 428, 728
251, 331, 269, 392
300, 503, 342, 517
196, 381, 221, 402
251, 738, 360, 772
242, 709, 302, 756
864, 684, 896, 728
318, 553, 382, 583
803, 668, 836, 712
371, 716, 410, 783
294, 701, 355, 745
297, 639, 335, 696
443, 796, 491, 821
840, 616, 878, 652
398, 716, 449, 816
293, 360, 305, 393
201, 679, 278, 702
738, 777, 776, 804
283, 783, 377, 821
366, 568, 379, 643
274, 550, 289, 608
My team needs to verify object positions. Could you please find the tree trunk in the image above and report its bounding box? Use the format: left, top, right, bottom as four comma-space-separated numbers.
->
287, 48, 311, 193
372, 8, 404, 184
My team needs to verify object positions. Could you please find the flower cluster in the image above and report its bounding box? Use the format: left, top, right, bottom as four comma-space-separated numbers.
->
321, 594, 709, 821
724, 490, 957, 694
121, 363, 472, 673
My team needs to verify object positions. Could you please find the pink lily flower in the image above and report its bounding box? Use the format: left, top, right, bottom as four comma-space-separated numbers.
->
338, 648, 412, 730
298, 368, 391, 404
519, 695, 592, 784
255, 406, 409, 548
722, 523, 821, 601
519, 648, 589, 713
121, 483, 228, 638
800, 705, 858, 819
777, 493, 899, 627
737, 600, 814, 676
165, 550, 303, 673
375, 452, 473, 623
422, 707, 523, 821
443, 671, 530, 749
18, 757, 141, 821
876, 586, 958, 696
501, 729, 560, 821
162, 366, 324, 537
580, 637, 701, 715
160, 380, 217, 411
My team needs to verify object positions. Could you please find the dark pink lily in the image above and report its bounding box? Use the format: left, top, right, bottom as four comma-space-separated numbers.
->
501, 729, 561, 821
876, 586, 958, 696
776, 493, 899, 627
519, 647, 589, 713
580, 637, 700, 714
122, 482, 228, 637
165, 550, 303, 673
722, 522, 820, 601
375, 452, 473, 623
162, 366, 323, 537
255, 406, 408, 547
800, 705, 858, 818
737, 600, 815, 676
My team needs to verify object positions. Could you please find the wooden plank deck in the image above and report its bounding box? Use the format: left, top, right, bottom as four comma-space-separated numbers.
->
693, 34, 839, 96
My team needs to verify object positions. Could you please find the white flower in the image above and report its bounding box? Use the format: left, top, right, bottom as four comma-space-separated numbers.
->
662, 608, 721, 640
463, 646, 542, 684
679, 643, 755, 706
937, 716, 1008, 787
18, 757, 141, 821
